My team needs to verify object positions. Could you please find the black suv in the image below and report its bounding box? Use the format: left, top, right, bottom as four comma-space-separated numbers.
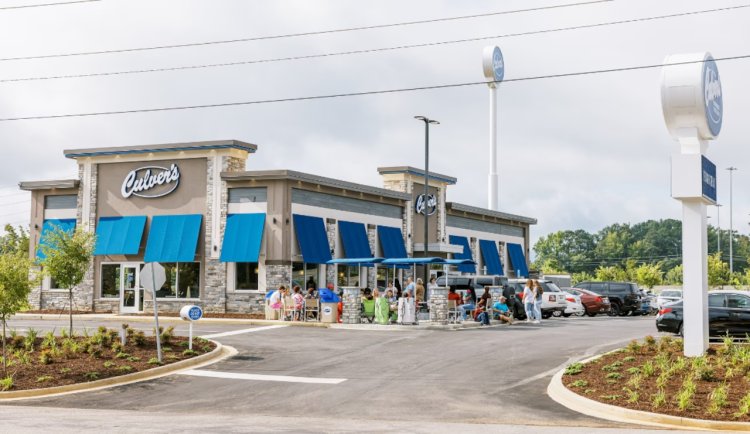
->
574, 281, 642, 316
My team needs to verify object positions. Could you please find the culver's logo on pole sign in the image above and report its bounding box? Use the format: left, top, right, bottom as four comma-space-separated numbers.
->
415, 193, 437, 216
121, 164, 181, 199
703, 57, 723, 137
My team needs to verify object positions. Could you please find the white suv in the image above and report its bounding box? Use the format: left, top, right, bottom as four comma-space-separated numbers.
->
507, 279, 568, 319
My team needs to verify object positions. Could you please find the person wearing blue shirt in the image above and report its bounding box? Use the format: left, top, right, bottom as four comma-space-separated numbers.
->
404, 277, 416, 298
491, 296, 513, 324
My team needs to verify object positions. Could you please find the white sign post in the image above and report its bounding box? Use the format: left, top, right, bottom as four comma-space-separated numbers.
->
661, 52, 723, 357
179, 305, 203, 350
141, 262, 167, 363
482, 45, 505, 211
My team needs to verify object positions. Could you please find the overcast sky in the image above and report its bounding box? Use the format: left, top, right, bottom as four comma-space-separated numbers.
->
0, 0, 748, 250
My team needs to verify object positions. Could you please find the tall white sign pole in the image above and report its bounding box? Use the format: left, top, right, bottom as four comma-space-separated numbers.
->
661, 52, 723, 357
482, 46, 504, 211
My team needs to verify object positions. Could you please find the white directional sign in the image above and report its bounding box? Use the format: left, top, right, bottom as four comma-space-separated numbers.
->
140, 262, 166, 294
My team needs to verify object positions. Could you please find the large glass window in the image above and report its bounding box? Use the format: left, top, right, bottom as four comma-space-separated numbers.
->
337, 265, 360, 287
236, 262, 259, 290
292, 262, 319, 289
101, 264, 121, 298
149, 262, 199, 299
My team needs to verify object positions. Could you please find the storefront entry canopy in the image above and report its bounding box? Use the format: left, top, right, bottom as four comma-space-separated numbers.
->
327, 257, 384, 267
338, 220, 372, 258
479, 239, 504, 276
507, 243, 529, 277
377, 226, 408, 259
220, 213, 265, 263
144, 214, 202, 263
448, 235, 477, 274
36, 218, 76, 261
380, 257, 476, 266
93, 216, 147, 256
293, 214, 332, 264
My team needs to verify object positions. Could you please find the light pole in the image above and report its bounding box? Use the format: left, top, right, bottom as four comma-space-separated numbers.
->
715, 203, 722, 254
727, 167, 737, 273
415, 115, 439, 288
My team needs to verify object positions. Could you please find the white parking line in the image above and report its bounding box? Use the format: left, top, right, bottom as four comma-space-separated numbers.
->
200, 324, 288, 339
178, 369, 347, 384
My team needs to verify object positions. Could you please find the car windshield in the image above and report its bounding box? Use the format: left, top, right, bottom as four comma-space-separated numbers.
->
661, 290, 682, 298
544, 282, 562, 292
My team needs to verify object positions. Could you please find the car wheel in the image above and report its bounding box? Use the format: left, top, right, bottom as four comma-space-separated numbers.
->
574, 311, 585, 317
587, 311, 597, 317
542, 312, 552, 319
552, 310, 562, 317
618, 308, 629, 317
608, 304, 620, 317
678, 323, 684, 337
562, 313, 572, 317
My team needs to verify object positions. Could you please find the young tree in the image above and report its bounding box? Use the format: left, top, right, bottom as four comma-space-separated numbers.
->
39, 226, 95, 337
0, 224, 29, 256
707, 253, 730, 288
595, 265, 628, 282
0, 253, 33, 375
634, 263, 663, 289
665, 265, 683, 285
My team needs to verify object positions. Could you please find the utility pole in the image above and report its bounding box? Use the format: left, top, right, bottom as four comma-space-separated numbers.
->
716, 203, 722, 254
727, 167, 737, 273
415, 116, 439, 288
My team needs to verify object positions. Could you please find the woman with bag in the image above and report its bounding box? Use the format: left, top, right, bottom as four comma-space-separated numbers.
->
522, 279, 536, 323
533, 280, 544, 324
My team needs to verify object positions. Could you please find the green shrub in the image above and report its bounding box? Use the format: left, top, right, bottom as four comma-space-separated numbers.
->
127, 356, 140, 363
84, 371, 99, 381
676, 377, 697, 411
36, 375, 53, 383
652, 388, 666, 409
117, 365, 133, 373
24, 327, 39, 351
626, 340, 641, 354
111, 342, 123, 354
0, 376, 13, 391
42, 331, 56, 349
735, 393, 750, 418
564, 363, 583, 375
570, 380, 588, 388
59, 367, 71, 375
602, 362, 621, 372
622, 356, 636, 363
201, 345, 211, 353
623, 387, 639, 403
600, 394, 621, 401
38, 349, 53, 365
133, 330, 146, 346
708, 384, 728, 414
114, 352, 130, 360
644, 335, 656, 347
606, 372, 622, 380
627, 374, 642, 390
626, 367, 641, 375
162, 347, 172, 353
147, 357, 163, 366
103, 361, 116, 369
182, 349, 198, 357
161, 326, 174, 345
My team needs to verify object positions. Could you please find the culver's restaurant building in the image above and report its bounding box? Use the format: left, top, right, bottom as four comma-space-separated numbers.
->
20, 140, 535, 314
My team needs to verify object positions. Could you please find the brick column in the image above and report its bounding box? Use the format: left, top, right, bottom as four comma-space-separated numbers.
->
429, 287, 448, 325
342, 287, 360, 324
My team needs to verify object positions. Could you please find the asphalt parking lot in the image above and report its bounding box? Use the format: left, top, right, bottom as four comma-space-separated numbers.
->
1, 315, 684, 432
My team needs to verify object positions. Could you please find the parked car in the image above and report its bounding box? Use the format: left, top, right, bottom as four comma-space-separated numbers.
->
574, 281, 642, 316
636, 290, 658, 315
564, 287, 611, 317
507, 279, 567, 319
656, 289, 683, 310
656, 290, 750, 337
552, 291, 584, 317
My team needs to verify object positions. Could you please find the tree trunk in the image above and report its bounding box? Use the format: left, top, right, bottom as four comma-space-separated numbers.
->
69, 288, 73, 338
2, 318, 6, 377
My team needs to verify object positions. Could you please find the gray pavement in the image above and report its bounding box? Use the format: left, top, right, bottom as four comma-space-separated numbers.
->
1, 315, 708, 433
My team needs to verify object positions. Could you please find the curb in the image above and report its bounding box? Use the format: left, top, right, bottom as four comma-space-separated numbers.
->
547, 358, 750, 431
0, 341, 236, 401
12, 313, 330, 327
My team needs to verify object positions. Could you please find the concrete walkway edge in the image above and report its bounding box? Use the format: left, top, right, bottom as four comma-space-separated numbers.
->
547, 357, 750, 432
0, 341, 237, 401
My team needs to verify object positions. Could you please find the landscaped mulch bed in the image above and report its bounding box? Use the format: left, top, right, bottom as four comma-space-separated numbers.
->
562, 336, 750, 422
0, 325, 215, 392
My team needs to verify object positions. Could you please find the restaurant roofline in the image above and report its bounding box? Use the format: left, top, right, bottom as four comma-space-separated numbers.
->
18, 179, 79, 191
446, 202, 537, 225
377, 166, 457, 185
64, 140, 257, 159
222, 170, 411, 201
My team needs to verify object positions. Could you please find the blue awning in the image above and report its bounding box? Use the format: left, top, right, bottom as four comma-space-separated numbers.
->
444, 259, 477, 265
479, 239, 504, 276
382, 257, 444, 265
293, 214, 332, 264
36, 219, 76, 261
220, 213, 265, 263
377, 226, 408, 259
507, 243, 529, 277
94, 216, 147, 256
338, 220, 372, 259
448, 235, 476, 273
144, 214, 202, 263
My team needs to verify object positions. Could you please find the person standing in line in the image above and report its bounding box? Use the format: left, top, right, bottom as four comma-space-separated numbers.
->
426, 276, 438, 302
404, 277, 415, 298
415, 278, 425, 303
394, 278, 402, 298
522, 279, 536, 323
533, 280, 544, 324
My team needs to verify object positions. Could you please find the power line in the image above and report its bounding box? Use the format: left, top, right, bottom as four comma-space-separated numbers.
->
1, 53, 748, 122
0, 0, 101, 11
2, 4, 746, 84
0, 0, 611, 62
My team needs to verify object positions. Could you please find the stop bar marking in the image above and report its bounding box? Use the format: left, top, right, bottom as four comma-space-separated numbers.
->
178, 369, 347, 384
200, 324, 288, 339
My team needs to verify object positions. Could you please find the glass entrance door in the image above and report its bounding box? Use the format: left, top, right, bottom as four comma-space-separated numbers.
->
120, 264, 141, 314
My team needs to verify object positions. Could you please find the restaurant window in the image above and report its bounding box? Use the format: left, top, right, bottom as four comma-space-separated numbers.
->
292, 262, 319, 289
337, 265, 360, 287
100, 264, 121, 298
150, 262, 200, 299
236, 262, 259, 290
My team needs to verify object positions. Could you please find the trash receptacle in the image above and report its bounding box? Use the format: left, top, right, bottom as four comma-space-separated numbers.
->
320, 302, 338, 323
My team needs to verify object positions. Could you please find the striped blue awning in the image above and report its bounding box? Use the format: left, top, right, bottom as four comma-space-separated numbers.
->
94, 216, 147, 256
507, 243, 529, 278
36, 219, 76, 261
220, 213, 265, 263
479, 239, 504, 276
448, 235, 476, 273
144, 214, 202, 263
377, 226, 408, 259
338, 220, 372, 259
293, 214, 332, 264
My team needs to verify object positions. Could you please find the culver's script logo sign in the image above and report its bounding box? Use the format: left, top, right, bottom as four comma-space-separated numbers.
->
121, 164, 181, 199
415, 194, 437, 216
703, 58, 723, 137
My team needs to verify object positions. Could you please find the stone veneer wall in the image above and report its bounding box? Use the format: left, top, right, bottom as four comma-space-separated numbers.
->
265, 264, 292, 293
200, 155, 228, 313
325, 219, 337, 286
429, 287, 448, 324
382, 179, 412, 254
367, 226, 377, 289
